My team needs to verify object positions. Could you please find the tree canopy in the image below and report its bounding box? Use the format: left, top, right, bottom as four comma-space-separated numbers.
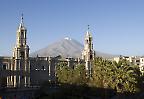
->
56, 57, 143, 93
47, 57, 144, 99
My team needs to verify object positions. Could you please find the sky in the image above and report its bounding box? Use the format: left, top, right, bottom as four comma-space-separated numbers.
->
0, 0, 144, 56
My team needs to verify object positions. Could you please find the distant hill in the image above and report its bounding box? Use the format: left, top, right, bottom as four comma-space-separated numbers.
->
30, 37, 116, 59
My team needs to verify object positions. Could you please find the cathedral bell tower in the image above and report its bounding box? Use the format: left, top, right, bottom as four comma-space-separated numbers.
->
12, 14, 30, 87
82, 25, 95, 77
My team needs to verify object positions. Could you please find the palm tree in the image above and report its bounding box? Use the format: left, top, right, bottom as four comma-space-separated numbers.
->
91, 57, 141, 94
111, 59, 140, 93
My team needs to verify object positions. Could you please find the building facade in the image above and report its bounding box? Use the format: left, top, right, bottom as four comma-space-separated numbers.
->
0, 16, 91, 88
113, 55, 144, 74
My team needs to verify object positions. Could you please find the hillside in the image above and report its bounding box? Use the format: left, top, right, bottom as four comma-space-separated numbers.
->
31, 37, 116, 59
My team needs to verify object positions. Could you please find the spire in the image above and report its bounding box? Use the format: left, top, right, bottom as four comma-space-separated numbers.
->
86, 25, 91, 37
19, 14, 25, 28
87, 25, 90, 32
21, 14, 24, 25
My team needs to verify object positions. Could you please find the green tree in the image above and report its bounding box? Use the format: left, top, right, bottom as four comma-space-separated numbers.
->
90, 57, 141, 93
56, 62, 87, 85
56, 62, 73, 84
111, 59, 139, 93
73, 64, 87, 85
89, 57, 113, 88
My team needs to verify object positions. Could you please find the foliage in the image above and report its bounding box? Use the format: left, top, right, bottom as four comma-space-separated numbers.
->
56, 57, 143, 93
56, 62, 87, 85
90, 57, 142, 93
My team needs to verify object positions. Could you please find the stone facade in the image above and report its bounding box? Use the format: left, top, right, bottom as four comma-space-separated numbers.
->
0, 15, 85, 88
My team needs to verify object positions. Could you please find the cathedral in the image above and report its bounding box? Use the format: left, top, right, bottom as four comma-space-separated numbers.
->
0, 15, 95, 88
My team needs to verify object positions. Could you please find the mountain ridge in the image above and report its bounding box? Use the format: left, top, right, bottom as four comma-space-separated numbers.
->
30, 37, 116, 59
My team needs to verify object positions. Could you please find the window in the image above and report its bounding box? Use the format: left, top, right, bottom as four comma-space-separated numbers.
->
90, 54, 93, 60
2, 64, 7, 70
86, 40, 89, 43
20, 51, 25, 58
21, 31, 24, 36
136, 60, 140, 62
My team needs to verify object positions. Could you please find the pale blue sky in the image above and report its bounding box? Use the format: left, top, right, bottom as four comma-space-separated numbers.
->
0, 0, 144, 56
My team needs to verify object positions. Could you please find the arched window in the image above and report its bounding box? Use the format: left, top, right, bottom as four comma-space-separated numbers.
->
20, 51, 25, 59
